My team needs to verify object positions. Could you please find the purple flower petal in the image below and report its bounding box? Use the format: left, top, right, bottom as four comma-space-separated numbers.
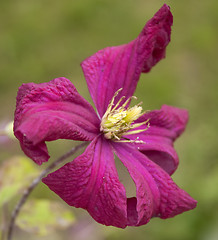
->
126, 105, 189, 174
113, 142, 197, 224
134, 136, 179, 175
143, 105, 189, 139
81, 4, 173, 117
42, 137, 128, 228
112, 143, 159, 226
14, 77, 100, 165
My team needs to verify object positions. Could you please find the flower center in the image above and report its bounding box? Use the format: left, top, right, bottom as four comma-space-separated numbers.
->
100, 89, 149, 142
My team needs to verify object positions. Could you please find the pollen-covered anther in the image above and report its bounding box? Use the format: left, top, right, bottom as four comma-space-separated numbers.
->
100, 89, 149, 142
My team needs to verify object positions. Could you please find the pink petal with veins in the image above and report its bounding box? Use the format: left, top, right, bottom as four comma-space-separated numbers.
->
14, 77, 100, 165
81, 4, 173, 117
43, 137, 128, 228
114, 142, 197, 223
127, 105, 189, 174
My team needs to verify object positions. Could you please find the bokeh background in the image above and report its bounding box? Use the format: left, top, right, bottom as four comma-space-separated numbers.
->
1, 0, 218, 240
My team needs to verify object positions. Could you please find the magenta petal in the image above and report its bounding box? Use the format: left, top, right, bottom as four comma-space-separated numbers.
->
113, 142, 160, 226
14, 77, 100, 165
42, 137, 128, 228
126, 105, 189, 174
113, 143, 197, 222
135, 136, 179, 175
81, 4, 173, 117
140, 105, 189, 139
125, 135, 179, 175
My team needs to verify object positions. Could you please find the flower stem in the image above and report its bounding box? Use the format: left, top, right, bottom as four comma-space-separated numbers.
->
7, 142, 88, 240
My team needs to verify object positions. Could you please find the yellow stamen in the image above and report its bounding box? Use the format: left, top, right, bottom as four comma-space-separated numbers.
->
130, 119, 150, 129
111, 96, 126, 112
100, 89, 150, 143
122, 96, 137, 109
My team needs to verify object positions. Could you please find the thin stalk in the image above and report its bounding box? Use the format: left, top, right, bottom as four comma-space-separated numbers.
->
7, 142, 88, 240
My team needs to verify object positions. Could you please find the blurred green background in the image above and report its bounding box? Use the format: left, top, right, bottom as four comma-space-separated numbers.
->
0, 0, 218, 239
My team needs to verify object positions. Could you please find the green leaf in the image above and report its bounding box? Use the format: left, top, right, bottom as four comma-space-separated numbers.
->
0, 156, 40, 206
17, 199, 75, 236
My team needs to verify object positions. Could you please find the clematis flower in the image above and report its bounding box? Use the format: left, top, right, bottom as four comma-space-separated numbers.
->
14, 4, 197, 228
